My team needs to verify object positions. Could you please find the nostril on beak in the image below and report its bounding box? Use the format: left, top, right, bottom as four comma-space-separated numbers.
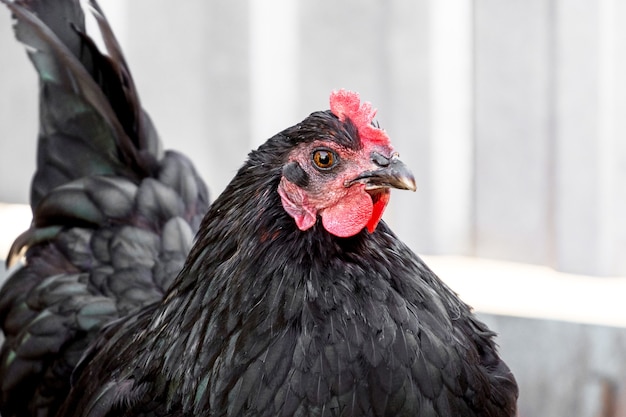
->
371, 152, 391, 167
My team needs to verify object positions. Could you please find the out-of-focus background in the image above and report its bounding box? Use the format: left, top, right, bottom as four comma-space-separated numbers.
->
1, 1, 626, 416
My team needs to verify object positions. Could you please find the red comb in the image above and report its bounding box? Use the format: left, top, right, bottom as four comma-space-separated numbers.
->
329, 90, 390, 147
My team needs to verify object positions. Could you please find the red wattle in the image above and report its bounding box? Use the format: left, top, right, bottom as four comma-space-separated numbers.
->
366, 190, 390, 233
321, 189, 373, 238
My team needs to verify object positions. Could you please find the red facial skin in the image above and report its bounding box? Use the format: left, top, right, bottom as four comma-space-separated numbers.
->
278, 90, 396, 238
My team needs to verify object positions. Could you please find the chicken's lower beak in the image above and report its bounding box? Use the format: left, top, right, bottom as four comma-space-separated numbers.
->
347, 156, 417, 192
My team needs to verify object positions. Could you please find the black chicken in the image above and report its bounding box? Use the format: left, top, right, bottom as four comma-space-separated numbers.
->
1, 1, 518, 416
59, 90, 518, 416
0, 1, 208, 416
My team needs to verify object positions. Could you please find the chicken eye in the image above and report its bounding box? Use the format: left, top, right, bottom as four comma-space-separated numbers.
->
312, 149, 336, 170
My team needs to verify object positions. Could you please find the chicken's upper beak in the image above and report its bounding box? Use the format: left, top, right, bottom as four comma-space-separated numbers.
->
346, 152, 417, 192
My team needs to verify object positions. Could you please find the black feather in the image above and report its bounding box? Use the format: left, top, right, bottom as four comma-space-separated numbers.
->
0, 1, 209, 416
4, 0, 159, 210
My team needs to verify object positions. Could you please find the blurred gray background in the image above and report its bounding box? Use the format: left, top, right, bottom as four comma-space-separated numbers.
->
1, 1, 626, 416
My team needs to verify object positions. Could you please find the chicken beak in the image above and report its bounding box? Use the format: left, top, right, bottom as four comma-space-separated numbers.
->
347, 154, 417, 192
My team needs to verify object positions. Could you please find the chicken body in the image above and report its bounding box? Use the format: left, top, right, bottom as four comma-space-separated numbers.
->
61, 111, 518, 417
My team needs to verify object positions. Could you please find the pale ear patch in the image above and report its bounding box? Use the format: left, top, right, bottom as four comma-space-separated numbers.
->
278, 177, 317, 231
